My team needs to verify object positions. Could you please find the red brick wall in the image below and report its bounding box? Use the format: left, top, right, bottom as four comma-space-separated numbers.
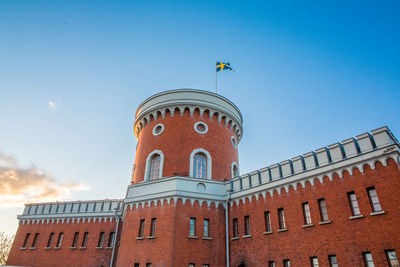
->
7, 218, 118, 267
116, 199, 227, 266
133, 109, 239, 183
228, 159, 400, 266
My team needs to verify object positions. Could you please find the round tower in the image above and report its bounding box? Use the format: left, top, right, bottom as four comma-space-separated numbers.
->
132, 89, 243, 183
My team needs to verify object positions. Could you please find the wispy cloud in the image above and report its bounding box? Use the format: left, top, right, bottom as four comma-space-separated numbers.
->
48, 100, 57, 109
0, 152, 88, 208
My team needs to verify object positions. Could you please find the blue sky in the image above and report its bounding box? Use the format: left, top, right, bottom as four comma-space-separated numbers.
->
1, 0, 399, 234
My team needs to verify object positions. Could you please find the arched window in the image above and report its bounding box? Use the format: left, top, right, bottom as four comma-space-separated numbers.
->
232, 164, 239, 178
149, 154, 161, 181
190, 148, 212, 179
194, 153, 207, 178
144, 150, 164, 181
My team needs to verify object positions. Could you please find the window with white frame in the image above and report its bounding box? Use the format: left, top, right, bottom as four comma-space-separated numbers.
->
145, 150, 164, 181
190, 148, 212, 179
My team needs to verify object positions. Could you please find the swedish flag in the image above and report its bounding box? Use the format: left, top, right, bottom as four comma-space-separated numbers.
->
216, 62, 232, 72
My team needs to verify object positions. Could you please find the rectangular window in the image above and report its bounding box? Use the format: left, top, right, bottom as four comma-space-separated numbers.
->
232, 218, 238, 238
22, 233, 30, 248
264, 211, 271, 232
329, 255, 338, 267
138, 219, 145, 237
189, 264, 195, 267
367, 187, 382, 212
81, 232, 88, 248
318, 198, 329, 221
146, 263, 152, 267
278, 208, 286, 229
302, 202, 312, 224
72, 232, 79, 247
203, 219, 210, 237
386, 250, 400, 267
108, 232, 115, 247
202, 265, 210, 267
47, 233, 54, 247
244, 215, 250, 236
189, 218, 196, 236
134, 264, 139, 267
348, 192, 361, 216
311, 257, 319, 267
150, 218, 156, 237
31, 233, 39, 248
363, 252, 375, 267
283, 259, 290, 267
268, 261, 275, 267
56, 232, 64, 248
97, 232, 105, 247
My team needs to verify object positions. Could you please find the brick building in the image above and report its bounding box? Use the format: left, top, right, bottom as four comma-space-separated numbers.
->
7, 89, 400, 267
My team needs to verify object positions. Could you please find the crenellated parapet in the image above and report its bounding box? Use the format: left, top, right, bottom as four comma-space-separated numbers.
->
134, 89, 243, 140
18, 199, 123, 225
226, 126, 400, 206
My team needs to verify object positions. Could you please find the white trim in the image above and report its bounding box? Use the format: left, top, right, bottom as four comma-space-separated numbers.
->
190, 148, 212, 179
152, 123, 164, 136
231, 162, 239, 178
231, 136, 238, 149
144, 150, 164, 181
194, 121, 208, 134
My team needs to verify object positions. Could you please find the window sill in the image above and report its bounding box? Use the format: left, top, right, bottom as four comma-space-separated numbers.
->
29, 247, 36, 250
188, 236, 198, 239
231, 237, 239, 241
20, 247, 27, 250
96, 247, 103, 249
302, 223, 314, 228
277, 228, 288, 233
349, 214, 364, 220
319, 220, 332, 225
242, 235, 252, 239
136, 237, 144, 240
53, 247, 61, 250
370, 210, 385, 216
106, 246, 113, 249
263, 231, 273, 235
147, 236, 156, 239
70, 247, 77, 250
79, 247, 87, 250
202, 237, 212, 240
44, 247, 52, 250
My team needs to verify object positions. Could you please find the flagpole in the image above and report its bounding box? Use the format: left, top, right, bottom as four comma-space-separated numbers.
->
215, 60, 218, 94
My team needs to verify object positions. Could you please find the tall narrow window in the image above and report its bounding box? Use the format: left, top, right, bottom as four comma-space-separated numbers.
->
302, 202, 312, 224
367, 187, 382, 212
72, 232, 79, 248
232, 163, 239, 178
22, 233, 30, 248
363, 252, 375, 267
264, 211, 272, 232
189, 218, 196, 236
194, 153, 206, 179
81, 232, 88, 248
386, 250, 400, 267
47, 233, 55, 248
149, 154, 161, 181
138, 219, 145, 237
348, 192, 361, 216
108, 232, 115, 247
233, 218, 238, 238
278, 208, 286, 229
268, 261, 275, 267
318, 198, 329, 221
56, 232, 64, 248
329, 255, 338, 267
150, 218, 156, 237
97, 232, 105, 247
244, 215, 251, 236
311, 257, 319, 267
31, 233, 39, 248
283, 259, 290, 267
203, 219, 210, 237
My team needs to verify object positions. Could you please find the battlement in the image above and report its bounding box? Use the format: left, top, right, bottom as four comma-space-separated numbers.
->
226, 126, 400, 199
18, 199, 123, 222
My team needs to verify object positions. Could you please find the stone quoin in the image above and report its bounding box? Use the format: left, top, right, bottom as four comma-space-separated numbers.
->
7, 89, 400, 267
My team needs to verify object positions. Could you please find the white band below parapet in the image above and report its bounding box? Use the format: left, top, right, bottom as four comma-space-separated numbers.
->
19, 216, 117, 225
